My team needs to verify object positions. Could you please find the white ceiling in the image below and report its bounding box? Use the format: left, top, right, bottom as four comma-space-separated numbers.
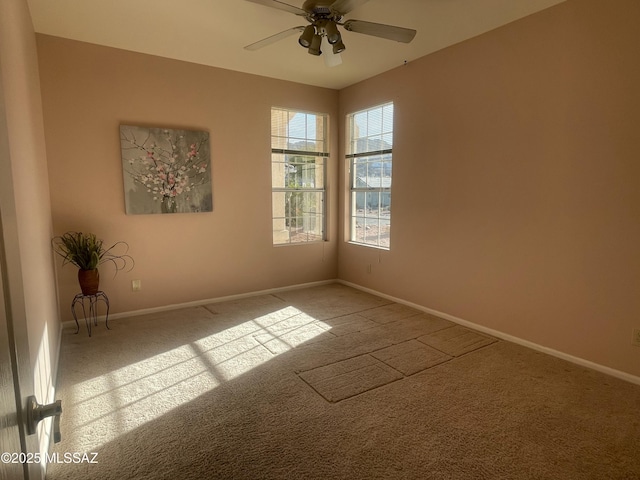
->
27, 0, 566, 90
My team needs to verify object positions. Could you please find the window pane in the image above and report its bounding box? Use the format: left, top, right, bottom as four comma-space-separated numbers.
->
272, 191, 324, 244
273, 219, 291, 245
382, 132, 393, 148
365, 192, 379, 216
352, 191, 364, 216
354, 112, 368, 139
368, 108, 383, 136
379, 219, 391, 248
381, 192, 391, 214
272, 192, 287, 220
382, 104, 394, 134
381, 160, 392, 181
288, 113, 305, 141
306, 114, 319, 141
271, 110, 292, 150
272, 193, 323, 244
283, 156, 324, 189
274, 111, 326, 153
271, 154, 287, 188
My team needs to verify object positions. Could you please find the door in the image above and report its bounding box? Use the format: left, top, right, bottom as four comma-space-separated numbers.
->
0, 284, 24, 478
0, 60, 41, 480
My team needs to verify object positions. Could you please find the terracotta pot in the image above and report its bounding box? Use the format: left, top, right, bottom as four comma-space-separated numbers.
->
78, 269, 100, 295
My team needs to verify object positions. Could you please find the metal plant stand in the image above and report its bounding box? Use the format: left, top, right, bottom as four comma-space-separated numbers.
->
71, 291, 110, 337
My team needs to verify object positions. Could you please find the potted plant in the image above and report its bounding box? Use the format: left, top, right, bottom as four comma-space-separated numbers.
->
52, 231, 134, 295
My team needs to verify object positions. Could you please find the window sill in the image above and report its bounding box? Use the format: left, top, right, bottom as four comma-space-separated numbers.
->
347, 241, 389, 251
273, 240, 327, 247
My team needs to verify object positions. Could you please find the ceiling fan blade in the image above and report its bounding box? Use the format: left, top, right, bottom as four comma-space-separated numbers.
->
245, 0, 307, 16
330, 0, 369, 15
244, 27, 305, 51
342, 19, 417, 43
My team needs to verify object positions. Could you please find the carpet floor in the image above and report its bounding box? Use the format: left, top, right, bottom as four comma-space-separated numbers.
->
46, 283, 640, 479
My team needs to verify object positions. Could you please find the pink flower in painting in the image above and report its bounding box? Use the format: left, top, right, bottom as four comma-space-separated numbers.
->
187, 143, 198, 159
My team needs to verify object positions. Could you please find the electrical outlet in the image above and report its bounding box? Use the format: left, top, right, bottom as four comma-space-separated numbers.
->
633, 328, 640, 347
132, 279, 142, 292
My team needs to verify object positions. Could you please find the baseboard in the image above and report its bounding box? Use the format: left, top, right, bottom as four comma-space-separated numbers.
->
337, 280, 640, 387
62, 279, 337, 329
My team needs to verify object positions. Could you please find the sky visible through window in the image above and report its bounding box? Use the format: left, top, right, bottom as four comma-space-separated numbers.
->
288, 113, 317, 142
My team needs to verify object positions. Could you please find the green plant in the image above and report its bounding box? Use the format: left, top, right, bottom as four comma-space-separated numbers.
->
52, 231, 134, 273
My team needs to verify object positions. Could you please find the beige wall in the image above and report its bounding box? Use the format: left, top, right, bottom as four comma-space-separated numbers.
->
0, 0, 60, 466
339, 0, 640, 377
37, 36, 339, 320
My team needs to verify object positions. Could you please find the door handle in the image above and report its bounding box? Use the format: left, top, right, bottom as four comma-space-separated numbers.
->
26, 395, 62, 443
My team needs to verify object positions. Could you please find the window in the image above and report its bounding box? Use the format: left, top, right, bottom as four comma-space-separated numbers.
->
347, 102, 393, 249
271, 108, 328, 245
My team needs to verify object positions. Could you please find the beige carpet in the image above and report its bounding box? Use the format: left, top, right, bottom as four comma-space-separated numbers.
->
47, 284, 640, 479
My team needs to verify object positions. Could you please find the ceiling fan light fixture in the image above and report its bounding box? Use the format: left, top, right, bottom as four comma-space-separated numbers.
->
333, 39, 346, 54
309, 35, 322, 57
298, 24, 315, 48
308, 33, 322, 55
324, 21, 341, 44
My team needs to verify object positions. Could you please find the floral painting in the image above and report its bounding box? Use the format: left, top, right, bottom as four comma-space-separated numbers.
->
120, 125, 212, 214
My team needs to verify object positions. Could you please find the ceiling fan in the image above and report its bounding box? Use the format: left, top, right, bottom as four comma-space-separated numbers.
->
244, 0, 416, 64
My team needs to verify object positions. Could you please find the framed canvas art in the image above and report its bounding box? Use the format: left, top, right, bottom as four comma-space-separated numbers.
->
120, 125, 212, 214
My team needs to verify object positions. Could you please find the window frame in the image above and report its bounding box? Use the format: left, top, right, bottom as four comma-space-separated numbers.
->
271, 107, 328, 246
346, 102, 394, 250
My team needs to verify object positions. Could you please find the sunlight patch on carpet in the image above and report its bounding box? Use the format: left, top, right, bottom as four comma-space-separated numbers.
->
67, 306, 330, 450
253, 308, 334, 354
68, 346, 222, 450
